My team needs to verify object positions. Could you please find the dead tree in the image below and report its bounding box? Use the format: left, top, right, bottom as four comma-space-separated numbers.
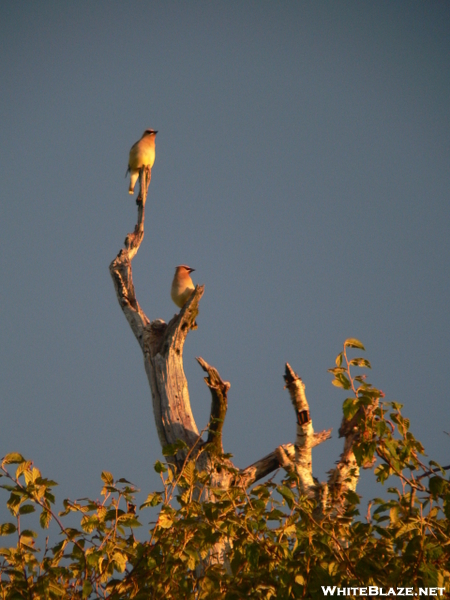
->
109, 169, 360, 513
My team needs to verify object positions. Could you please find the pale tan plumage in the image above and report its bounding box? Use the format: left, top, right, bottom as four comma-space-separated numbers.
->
126, 129, 157, 194
171, 265, 195, 308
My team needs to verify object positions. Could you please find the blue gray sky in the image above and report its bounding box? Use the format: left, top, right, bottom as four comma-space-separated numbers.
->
1, 1, 449, 513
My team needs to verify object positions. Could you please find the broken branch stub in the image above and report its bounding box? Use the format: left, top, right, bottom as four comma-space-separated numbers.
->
196, 357, 230, 454
283, 363, 316, 496
281, 362, 362, 515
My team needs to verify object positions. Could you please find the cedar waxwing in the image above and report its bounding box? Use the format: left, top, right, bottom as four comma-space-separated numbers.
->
126, 129, 157, 194
171, 265, 195, 308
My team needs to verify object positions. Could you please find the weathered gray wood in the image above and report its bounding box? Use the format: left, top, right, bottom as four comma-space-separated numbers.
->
110, 168, 203, 468
109, 165, 360, 523
241, 428, 332, 485
196, 357, 230, 454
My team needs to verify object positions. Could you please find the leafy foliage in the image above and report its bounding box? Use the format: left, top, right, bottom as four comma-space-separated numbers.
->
1, 343, 449, 598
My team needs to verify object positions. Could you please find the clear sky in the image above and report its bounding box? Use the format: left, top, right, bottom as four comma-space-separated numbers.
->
1, 1, 449, 515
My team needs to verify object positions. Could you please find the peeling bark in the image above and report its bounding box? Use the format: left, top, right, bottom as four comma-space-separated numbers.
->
278, 363, 363, 516
240, 429, 332, 486
283, 364, 317, 496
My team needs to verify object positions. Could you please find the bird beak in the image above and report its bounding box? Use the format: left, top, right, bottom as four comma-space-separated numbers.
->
189, 268, 195, 273
154, 131, 158, 134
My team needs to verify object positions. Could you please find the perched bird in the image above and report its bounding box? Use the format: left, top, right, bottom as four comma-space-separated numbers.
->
171, 265, 196, 308
126, 129, 157, 194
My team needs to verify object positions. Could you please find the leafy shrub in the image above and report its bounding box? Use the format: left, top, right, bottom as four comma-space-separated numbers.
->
1, 345, 449, 598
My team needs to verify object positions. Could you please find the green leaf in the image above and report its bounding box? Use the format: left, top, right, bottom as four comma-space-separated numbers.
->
429, 476, 445, 496
349, 358, 371, 369
140, 492, 162, 509
81, 515, 99, 533
335, 352, 343, 367
82, 580, 93, 599
267, 509, 285, 521
19, 504, 36, 515
7, 492, 22, 513
384, 439, 399, 458
184, 547, 198, 571
21, 529, 37, 539
51, 539, 68, 555
154, 460, 167, 474
428, 460, 445, 475
186, 553, 196, 571
101, 471, 114, 485
342, 398, 358, 420
199, 576, 219, 595
246, 543, 260, 569
48, 582, 66, 597
283, 523, 296, 536
162, 439, 188, 456
359, 389, 381, 401
278, 485, 295, 509
162, 443, 177, 456
39, 509, 52, 529
345, 490, 360, 506
395, 522, 418, 538
2, 453, 25, 465
333, 373, 351, 389
0, 522, 17, 535
182, 460, 195, 487
354, 442, 376, 468
15, 461, 32, 478
158, 512, 173, 529
328, 367, 346, 375
344, 338, 365, 350
118, 515, 141, 528
390, 506, 399, 525
113, 551, 128, 573
35, 476, 58, 487
332, 378, 345, 388
374, 463, 391, 483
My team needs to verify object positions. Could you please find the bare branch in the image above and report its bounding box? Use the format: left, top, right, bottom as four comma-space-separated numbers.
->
313, 428, 333, 446
240, 429, 332, 485
327, 433, 360, 503
241, 449, 284, 484
196, 357, 230, 454
141, 286, 205, 462
109, 167, 151, 346
326, 410, 363, 504
283, 363, 316, 496
417, 464, 450, 481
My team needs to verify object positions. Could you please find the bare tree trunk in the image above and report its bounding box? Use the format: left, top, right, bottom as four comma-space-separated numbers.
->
109, 168, 361, 518
109, 169, 226, 485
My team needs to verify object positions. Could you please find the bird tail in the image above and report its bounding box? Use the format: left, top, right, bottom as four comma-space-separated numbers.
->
129, 170, 139, 194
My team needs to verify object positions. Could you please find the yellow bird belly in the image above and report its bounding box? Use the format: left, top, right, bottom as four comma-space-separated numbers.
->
171, 284, 194, 308
128, 140, 155, 170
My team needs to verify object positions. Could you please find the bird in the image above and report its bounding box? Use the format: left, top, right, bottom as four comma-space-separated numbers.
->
126, 129, 157, 194
171, 265, 196, 309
